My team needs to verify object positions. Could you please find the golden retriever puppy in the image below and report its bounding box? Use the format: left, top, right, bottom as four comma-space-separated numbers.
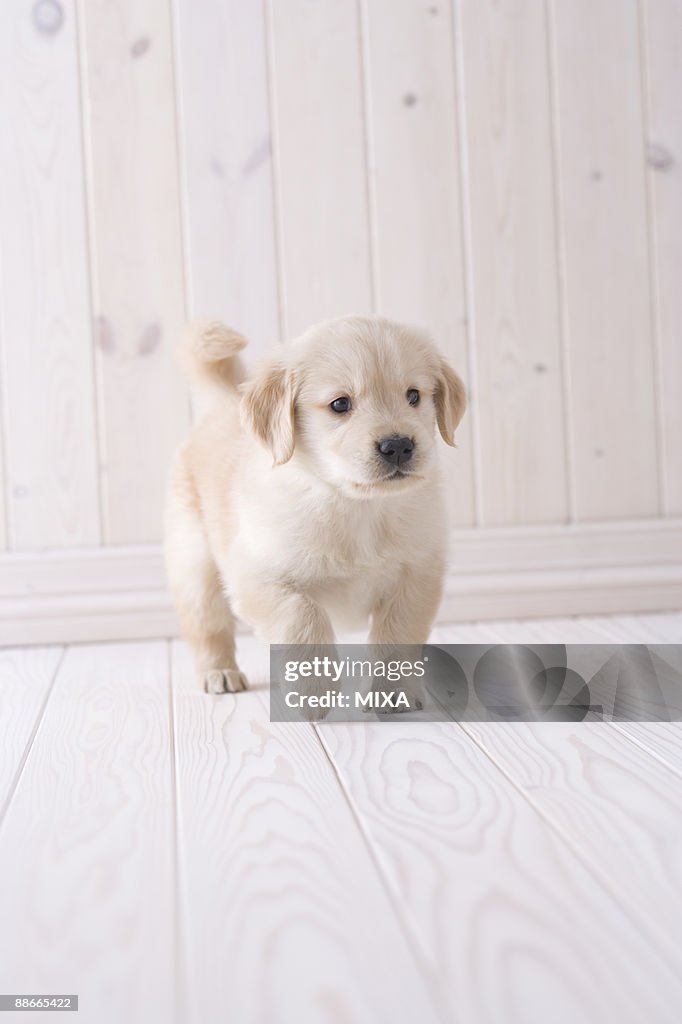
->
165, 315, 466, 697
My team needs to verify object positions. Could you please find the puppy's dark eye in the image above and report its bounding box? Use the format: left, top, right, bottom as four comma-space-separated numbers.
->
407, 388, 420, 406
330, 396, 352, 414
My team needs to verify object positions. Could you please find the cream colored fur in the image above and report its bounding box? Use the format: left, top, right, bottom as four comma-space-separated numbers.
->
164, 315, 466, 701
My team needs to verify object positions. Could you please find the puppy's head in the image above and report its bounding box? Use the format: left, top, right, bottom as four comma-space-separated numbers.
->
241, 316, 466, 497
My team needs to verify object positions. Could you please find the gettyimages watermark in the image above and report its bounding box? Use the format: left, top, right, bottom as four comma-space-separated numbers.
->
269, 643, 682, 722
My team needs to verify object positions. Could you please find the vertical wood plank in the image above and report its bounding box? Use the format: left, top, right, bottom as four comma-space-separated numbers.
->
0, 642, 177, 1024
78, 0, 189, 543
170, 640, 441, 1024
641, 0, 682, 514
0, 0, 100, 549
458, 0, 568, 524
173, 0, 279, 355
265, 0, 372, 336
363, 0, 474, 524
549, 0, 659, 519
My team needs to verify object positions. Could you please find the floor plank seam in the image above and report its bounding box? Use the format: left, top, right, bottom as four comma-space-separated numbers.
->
610, 722, 682, 779
421, 677, 659, 952
0, 645, 67, 835
573, 617, 682, 772
457, 721, 682, 976
312, 723, 451, 1024
167, 640, 196, 1024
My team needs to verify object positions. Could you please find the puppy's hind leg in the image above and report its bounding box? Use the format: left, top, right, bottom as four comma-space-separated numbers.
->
165, 455, 247, 695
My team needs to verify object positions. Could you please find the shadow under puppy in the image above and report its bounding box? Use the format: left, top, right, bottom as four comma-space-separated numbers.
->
165, 315, 466, 705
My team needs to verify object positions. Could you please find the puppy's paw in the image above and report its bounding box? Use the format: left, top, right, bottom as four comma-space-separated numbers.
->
204, 669, 248, 695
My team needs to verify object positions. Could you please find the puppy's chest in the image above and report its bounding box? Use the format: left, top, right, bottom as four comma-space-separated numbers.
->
306, 515, 396, 630
302, 507, 398, 578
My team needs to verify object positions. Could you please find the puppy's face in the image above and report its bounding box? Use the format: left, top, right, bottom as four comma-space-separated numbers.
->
241, 317, 466, 498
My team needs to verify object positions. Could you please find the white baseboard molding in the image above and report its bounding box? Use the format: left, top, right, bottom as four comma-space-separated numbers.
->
2, 519, 681, 645
442, 518, 682, 621
0, 546, 178, 646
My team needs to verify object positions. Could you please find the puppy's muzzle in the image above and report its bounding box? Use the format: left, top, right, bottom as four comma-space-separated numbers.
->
376, 435, 415, 467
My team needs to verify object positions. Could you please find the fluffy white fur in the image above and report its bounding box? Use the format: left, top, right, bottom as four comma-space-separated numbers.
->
164, 315, 466, 701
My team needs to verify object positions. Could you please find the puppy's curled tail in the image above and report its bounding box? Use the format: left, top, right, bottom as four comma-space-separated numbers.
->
181, 320, 248, 419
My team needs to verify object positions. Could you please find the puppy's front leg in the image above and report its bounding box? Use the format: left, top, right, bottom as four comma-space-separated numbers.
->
235, 582, 334, 646
235, 582, 337, 720
368, 565, 444, 713
370, 564, 444, 645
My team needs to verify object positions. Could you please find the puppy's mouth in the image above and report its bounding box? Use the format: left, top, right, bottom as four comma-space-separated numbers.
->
352, 468, 424, 491
381, 468, 412, 481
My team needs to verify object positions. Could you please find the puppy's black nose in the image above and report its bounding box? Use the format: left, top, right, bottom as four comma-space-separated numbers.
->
377, 435, 414, 466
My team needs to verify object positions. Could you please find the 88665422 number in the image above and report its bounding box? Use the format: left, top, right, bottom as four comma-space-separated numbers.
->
0, 995, 78, 1012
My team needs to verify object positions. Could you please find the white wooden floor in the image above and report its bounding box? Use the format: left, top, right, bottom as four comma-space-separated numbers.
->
0, 613, 681, 1024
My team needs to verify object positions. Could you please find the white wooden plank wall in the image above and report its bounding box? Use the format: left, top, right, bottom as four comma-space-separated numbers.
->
265, 0, 373, 336
0, 0, 100, 549
172, 0, 279, 354
77, 0, 189, 543
0, 0, 680, 633
549, 0, 659, 520
458, 0, 569, 525
362, 0, 475, 525
641, 0, 682, 514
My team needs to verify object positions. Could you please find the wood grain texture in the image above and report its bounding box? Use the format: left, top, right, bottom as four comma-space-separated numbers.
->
0, 641, 177, 1024
457, 0, 568, 524
0, 0, 101, 549
641, 0, 682, 513
170, 639, 441, 1024
318, 715, 682, 1023
458, 613, 682, 951
265, 0, 372, 336
458, 718, 682, 958
0, 627, 681, 1021
0, 646, 62, 815
362, 0, 474, 525
549, 0, 659, 519
77, 0, 189, 543
173, 0, 279, 353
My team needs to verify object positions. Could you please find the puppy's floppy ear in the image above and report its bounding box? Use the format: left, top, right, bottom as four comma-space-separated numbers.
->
240, 359, 295, 465
435, 359, 467, 446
